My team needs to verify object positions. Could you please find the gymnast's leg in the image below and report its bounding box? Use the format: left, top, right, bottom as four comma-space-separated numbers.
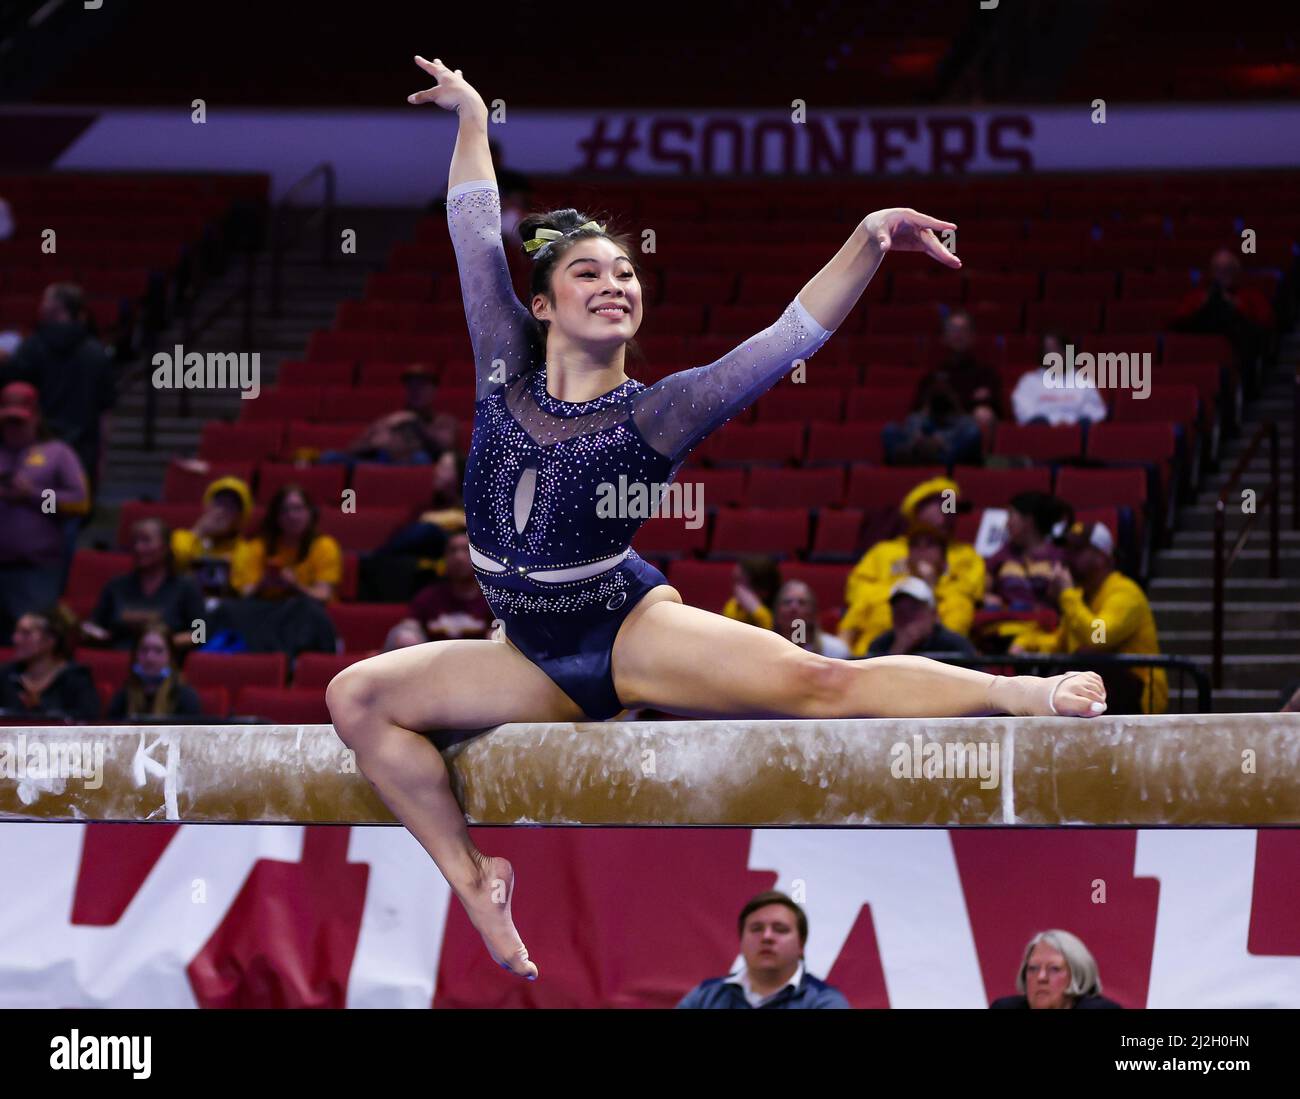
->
612, 596, 1106, 719
325, 638, 586, 979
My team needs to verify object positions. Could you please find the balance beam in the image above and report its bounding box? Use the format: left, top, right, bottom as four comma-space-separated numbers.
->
1, 714, 1297, 826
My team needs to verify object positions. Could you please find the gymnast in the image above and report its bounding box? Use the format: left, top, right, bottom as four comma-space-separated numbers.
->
326, 56, 1108, 980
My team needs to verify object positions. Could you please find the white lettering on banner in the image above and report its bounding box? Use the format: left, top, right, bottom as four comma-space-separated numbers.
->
1136, 831, 1300, 1008
748, 830, 987, 1008
344, 827, 451, 1008
0, 824, 1297, 1006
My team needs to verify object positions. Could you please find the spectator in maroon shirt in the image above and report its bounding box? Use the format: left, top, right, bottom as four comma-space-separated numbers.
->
913, 309, 1002, 448
0, 381, 90, 643
979, 492, 1073, 654
984, 492, 1073, 612
405, 531, 492, 641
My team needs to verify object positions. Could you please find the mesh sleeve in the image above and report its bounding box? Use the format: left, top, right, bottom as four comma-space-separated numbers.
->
631, 296, 834, 465
445, 179, 540, 400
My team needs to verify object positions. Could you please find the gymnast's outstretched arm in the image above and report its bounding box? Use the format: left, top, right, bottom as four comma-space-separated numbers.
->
631, 207, 962, 465
409, 56, 538, 400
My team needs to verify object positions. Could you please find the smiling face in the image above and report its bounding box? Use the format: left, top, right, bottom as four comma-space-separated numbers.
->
1024, 943, 1073, 1009
741, 903, 803, 980
530, 237, 642, 349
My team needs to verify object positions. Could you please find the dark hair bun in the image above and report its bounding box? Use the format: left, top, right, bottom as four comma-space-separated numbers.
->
517, 207, 595, 258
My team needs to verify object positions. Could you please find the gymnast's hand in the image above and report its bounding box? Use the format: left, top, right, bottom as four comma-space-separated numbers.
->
407, 56, 488, 120
861, 208, 961, 269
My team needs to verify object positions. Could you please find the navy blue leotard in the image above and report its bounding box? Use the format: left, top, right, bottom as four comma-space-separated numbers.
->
447, 178, 835, 719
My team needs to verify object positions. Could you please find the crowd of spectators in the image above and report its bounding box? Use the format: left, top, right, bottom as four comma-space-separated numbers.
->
723, 472, 1168, 714
1, 235, 1288, 722
675, 890, 1120, 1009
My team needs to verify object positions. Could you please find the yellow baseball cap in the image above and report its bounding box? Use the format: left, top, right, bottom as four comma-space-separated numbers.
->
900, 477, 959, 523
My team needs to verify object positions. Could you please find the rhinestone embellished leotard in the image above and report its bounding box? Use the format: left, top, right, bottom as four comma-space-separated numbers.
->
447, 178, 835, 718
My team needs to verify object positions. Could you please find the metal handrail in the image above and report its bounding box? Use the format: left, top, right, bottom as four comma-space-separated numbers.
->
269, 161, 335, 316
1212, 420, 1280, 688
1293, 362, 1299, 531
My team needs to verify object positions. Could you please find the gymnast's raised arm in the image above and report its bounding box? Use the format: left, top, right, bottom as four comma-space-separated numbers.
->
631, 207, 963, 466
409, 55, 538, 399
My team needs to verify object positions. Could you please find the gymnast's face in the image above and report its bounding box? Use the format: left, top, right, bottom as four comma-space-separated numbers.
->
741, 904, 802, 977
1024, 944, 1073, 1009
533, 239, 641, 348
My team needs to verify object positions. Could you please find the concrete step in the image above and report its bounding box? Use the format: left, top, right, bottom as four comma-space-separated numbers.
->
1171, 529, 1300, 544
1210, 689, 1291, 713
1174, 506, 1294, 531
1148, 576, 1300, 593
1160, 629, 1300, 655
1153, 547, 1300, 578
1214, 654, 1300, 690
1150, 601, 1300, 630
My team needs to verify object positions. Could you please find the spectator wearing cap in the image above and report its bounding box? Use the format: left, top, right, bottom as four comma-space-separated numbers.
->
676, 891, 849, 1009
1010, 521, 1167, 714
1012, 332, 1109, 427
774, 579, 850, 658
991, 929, 1121, 1010
0, 606, 99, 720
840, 523, 980, 656
865, 577, 977, 658
170, 475, 258, 598
839, 477, 984, 655
0, 380, 90, 642
0, 283, 116, 491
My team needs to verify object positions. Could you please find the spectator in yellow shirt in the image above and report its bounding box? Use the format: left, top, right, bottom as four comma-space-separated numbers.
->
170, 475, 258, 597
1010, 521, 1167, 714
722, 555, 781, 630
838, 476, 984, 655
240, 484, 343, 603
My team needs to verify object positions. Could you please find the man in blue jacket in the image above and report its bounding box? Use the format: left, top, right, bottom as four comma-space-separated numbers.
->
676, 891, 850, 1009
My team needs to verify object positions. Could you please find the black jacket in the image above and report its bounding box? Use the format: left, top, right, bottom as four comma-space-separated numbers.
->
0, 660, 100, 720
1, 322, 116, 480
990, 993, 1122, 1009
105, 681, 204, 720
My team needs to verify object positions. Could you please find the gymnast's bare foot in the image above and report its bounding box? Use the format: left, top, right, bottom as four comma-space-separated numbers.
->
988, 671, 1107, 717
460, 853, 538, 980
1046, 671, 1107, 717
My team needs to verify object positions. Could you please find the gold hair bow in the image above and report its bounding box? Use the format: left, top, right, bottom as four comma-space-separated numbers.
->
523, 220, 605, 254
